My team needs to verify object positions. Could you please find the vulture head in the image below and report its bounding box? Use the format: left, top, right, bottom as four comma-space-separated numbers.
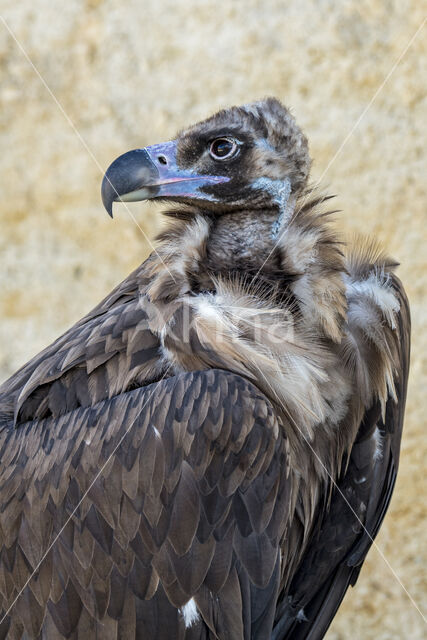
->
102, 98, 311, 220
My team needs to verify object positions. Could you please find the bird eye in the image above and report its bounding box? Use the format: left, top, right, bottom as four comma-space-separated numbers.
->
209, 138, 238, 160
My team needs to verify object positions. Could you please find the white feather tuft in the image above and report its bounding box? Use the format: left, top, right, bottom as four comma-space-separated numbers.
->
180, 598, 200, 628
373, 427, 384, 461
346, 272, 400, 329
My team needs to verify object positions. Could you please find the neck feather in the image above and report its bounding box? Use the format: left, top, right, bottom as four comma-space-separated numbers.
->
149, 191, 347, 342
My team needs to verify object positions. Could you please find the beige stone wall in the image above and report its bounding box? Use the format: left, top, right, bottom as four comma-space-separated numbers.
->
0, 1, 425, 636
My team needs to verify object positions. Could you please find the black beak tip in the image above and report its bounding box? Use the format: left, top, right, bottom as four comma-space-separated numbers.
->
101, 149, 160, 218
101, 174, 115, 218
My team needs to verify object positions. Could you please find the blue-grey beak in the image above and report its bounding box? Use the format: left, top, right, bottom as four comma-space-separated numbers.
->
101, 140, 229, 217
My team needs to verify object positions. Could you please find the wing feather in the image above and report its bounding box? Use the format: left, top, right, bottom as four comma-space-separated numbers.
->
0, 369, 291, 639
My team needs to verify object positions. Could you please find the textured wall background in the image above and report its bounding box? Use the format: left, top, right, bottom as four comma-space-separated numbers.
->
0, 1, 425, 637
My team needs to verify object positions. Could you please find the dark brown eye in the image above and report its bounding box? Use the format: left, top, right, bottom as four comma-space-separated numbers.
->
209, 138, 238, 160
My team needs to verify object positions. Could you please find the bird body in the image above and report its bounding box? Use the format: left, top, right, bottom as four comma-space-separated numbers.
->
0, 99, 410, 639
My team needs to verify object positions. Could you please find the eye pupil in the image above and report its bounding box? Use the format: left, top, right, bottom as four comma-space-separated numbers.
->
210, 138, 237, 160
214, 140, 231, 156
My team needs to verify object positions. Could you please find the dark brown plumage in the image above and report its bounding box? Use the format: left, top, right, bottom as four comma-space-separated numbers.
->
0, 98, 410, 639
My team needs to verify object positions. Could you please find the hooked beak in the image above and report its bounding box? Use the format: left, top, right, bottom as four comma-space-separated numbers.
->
101, 140, 229, 217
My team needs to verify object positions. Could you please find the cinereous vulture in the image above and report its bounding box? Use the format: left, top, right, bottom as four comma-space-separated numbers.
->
0, 98, 410, 639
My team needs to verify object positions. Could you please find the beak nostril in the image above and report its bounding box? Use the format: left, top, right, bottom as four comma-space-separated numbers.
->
158, 155, 167, 165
